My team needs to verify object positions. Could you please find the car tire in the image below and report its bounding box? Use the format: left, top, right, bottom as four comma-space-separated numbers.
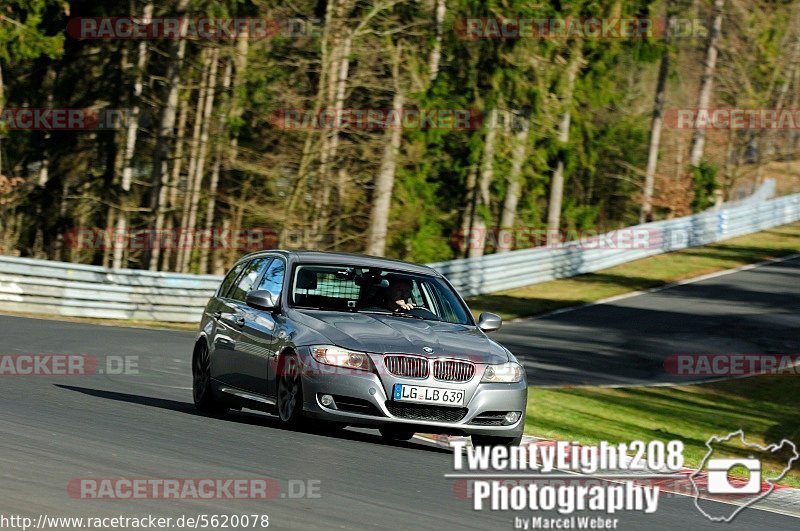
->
471, 435, 522, 447
193, 341, 224, 414
276, 354, 304, 427
380, 427, 416, 441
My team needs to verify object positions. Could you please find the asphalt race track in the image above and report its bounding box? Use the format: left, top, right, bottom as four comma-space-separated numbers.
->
1, 257, 799, 529
502, 254, 800, 386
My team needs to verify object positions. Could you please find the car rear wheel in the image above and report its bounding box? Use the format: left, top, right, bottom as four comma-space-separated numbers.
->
277, 354, 304, 426
380, 427, 415, 441
471, 435, 522, 447
193, 342, 224, 414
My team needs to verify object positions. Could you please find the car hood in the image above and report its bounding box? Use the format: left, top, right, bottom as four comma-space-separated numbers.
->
290, 310, 511, 364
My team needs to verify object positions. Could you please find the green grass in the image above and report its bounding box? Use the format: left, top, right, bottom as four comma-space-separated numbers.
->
468, 222, 800, 321
525, 375, 800, 487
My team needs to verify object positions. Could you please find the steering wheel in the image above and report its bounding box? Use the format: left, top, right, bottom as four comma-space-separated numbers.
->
395, 306, 439, 320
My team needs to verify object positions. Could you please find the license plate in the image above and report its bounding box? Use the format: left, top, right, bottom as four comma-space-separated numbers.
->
392, 384, 465, 406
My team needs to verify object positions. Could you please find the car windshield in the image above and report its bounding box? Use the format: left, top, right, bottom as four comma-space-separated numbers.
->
290, 265, 472, 325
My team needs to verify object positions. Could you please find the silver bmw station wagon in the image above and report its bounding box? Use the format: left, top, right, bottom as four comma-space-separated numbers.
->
192, 250, 527, 446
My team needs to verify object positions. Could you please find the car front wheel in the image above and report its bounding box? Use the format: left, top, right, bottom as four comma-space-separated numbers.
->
277, 354, 304, 426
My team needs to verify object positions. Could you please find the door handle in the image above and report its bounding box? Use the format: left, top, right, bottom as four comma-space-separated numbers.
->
213, 311, 222, 320
234, 316, 246, 328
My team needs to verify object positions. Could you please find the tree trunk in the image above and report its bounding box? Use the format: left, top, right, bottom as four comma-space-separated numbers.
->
764, 6, 800, 162
547, 45, 582, 245
227, 21, 250, 169
460, 165, 478, 257
36, 68, 56, 188
228, 181, 248, 266
366, 46, 404, 256
176, 51, 211, 272
148, 0, 190, 255
790, 62, 800, 156
0, 61, 4, 176
120, 3, 152, 192
469, 108, 498, 259
160, 92, 189, 271
281, 0, 337, 246
199, 55, 234, 273
640, 3, 675, 224
199, 154, 222, 272
313, 29, 352, 246
180, 47, 219, 272
688, 0, 724, 168
115, 2, 153, 270
428, 0, 445, 82
497, 113, 531, 253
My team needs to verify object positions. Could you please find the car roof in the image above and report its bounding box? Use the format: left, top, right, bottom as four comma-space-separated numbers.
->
238, 250, 441, 276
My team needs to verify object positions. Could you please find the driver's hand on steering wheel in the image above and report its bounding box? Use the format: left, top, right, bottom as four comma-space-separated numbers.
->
394, 300, 415, 311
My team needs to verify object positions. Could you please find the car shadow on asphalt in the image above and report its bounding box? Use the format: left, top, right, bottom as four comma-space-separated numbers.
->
54, 384, 452, 454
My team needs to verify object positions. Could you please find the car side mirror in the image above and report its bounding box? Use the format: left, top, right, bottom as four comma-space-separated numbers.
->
246, 290, 279, 312
478, 312, 502, 332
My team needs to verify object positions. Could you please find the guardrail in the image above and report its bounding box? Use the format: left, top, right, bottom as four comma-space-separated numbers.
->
0, 257, 221, 323
433, 183, 800, 297
0, 181, 797, 322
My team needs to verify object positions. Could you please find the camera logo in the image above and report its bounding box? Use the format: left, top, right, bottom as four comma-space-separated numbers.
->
691, 430, 798, 522
706, 458, 761, 494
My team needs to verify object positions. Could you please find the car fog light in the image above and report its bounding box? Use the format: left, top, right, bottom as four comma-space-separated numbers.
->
320, 394, 335, 407
504, 411, 521, 424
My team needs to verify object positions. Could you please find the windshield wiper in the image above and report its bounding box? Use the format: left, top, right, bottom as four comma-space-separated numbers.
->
362, 310, 428, 321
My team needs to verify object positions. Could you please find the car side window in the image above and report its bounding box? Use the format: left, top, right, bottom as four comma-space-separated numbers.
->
256, 258, 286, 295
228, 258, 269, 302
218, 262, 247, 298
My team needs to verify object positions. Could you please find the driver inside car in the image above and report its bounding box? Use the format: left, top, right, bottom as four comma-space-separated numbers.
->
387, 278, 415, 311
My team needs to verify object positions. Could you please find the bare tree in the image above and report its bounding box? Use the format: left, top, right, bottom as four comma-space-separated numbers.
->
366, 42, 404, 256
176, 50, 212, 271
179, 47, 220, 272
459, 165, 478, 257
688, 0, 724, 168
469, 108, 498, 259
199, 54, 234, 273
160, 93, 189, 270
428, 0, 445, 82
312, 24, 352, 247
148, 0, 190, 266
0, 60, 4, 177
114, 2, 153, 269
497, 111, 531, 253
640, 1, 675, 223
546, 43, 582, 245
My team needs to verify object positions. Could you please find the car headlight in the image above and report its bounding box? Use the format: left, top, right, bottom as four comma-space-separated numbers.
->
310, 345, 371, 371
481, 362, 523, 383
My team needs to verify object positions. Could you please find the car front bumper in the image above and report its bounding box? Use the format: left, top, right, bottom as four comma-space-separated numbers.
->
297, 349, 527, 437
